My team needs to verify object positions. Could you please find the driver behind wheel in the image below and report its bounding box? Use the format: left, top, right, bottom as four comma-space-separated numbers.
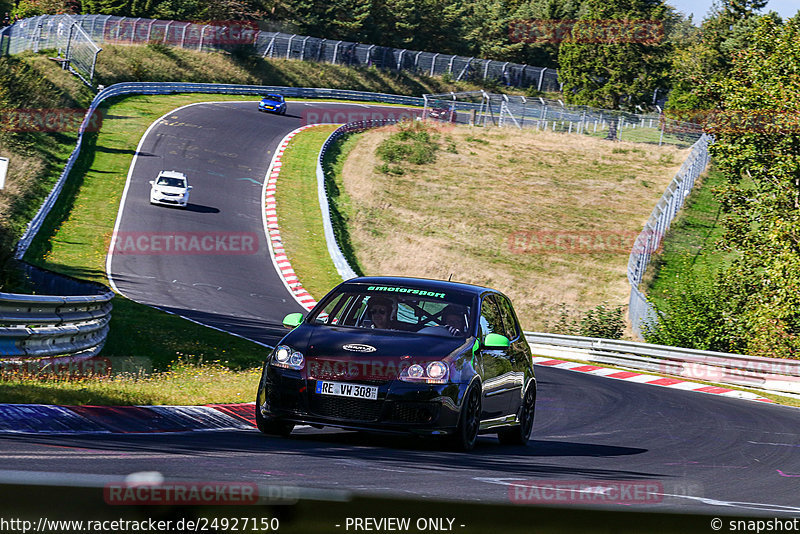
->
441, 304, 468, 336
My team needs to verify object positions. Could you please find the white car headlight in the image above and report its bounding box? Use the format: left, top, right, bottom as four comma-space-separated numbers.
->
271, 345, 304, 370
399, 360, 449, 384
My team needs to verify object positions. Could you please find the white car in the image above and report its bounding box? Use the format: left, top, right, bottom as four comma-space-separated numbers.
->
149, 171, 192, 208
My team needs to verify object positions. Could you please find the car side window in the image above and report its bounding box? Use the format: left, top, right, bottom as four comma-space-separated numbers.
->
479, 296, 506, 340
495, 295, 521, 341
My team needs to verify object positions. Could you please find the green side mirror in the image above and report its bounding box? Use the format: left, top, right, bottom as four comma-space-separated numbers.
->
483, 333, 510, 349
282, 312, 304, 329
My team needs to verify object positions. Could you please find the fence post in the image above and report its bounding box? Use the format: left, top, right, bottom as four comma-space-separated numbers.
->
366, 43, 375, 65
427, 52, 438, 76
129, 18, 140, 44
396, 49, 405, 70
286, 34, 295, 59
146, 19, 155, 42
90, 48, 100, 84
333, 40, 342, 64
163, 21, 172, 44
63, 23, 74, 70
198, 25, 209, 51
180, 23, 188, 48
483, 60, 490, 79
300, 36, 310, 60
448, 54, 456, 74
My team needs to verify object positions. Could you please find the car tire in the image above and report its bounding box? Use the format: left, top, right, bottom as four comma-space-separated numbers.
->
254, 401, 294, 438
448, 383, 481, 452
497, 385, 535, 446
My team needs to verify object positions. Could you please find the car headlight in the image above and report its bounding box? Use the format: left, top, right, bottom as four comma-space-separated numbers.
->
399, 360, 449, 384
271, 345, 304, 370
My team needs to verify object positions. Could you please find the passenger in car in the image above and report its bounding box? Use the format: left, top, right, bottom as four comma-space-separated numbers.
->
366, 296, 395, 330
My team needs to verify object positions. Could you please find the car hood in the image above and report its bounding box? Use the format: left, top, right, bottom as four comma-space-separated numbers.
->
299, 327, 470, 382
153, 185, 187, 194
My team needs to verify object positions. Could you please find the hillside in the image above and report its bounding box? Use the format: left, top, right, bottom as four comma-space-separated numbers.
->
0, 45, 492, 288
334, 124, 688, 331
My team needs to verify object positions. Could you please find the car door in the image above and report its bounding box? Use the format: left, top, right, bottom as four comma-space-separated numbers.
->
495, 293, 528, 414
477, 294, 515, 419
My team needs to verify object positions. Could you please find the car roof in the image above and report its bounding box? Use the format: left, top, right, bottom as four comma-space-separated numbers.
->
157, 170, 187, 179
262, 94, 283, 100
341, 276, 494, 297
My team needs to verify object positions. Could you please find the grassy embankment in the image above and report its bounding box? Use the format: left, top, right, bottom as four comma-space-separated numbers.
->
1, 44, 481, 404
324, 124, 688, 331
643, 167, 734, 307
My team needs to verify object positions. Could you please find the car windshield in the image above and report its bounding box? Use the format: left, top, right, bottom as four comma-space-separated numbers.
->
308, 285, 475, 337
263, 95, 283, 102
157, 176, 186, 188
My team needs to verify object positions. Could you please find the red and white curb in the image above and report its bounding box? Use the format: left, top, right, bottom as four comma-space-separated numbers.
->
532, 357, 775, 403
262, 126, 323, 312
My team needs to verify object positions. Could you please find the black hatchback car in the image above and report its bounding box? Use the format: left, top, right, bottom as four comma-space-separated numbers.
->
255, 276, 536, 450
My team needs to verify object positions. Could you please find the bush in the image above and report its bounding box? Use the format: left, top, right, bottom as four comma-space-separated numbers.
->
548, 303, 625, 339
375, 120, 439, 168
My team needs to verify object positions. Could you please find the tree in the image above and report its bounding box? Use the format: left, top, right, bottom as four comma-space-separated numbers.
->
658, 14, 800, 357
557, 0, 672, 110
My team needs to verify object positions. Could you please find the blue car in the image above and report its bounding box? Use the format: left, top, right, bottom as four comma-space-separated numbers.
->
258, 94, 287, 114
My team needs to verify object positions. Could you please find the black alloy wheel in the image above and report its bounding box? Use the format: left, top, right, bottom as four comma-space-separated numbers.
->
497, 385, 536, 446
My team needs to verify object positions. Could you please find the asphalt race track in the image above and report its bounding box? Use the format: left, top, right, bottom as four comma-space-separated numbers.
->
3, 101, 800, 517
106, 100, 415, 346
1, 367, 800, 514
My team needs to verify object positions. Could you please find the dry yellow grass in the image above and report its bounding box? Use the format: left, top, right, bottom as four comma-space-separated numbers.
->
340, 125, 688, 331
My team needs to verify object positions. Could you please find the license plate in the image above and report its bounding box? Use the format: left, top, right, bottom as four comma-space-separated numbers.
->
315, 380, 378, 400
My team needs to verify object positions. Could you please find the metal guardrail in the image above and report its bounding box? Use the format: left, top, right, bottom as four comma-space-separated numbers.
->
0, 268, 113, 359
316, 119, 403, 281
526, 332, 800, 395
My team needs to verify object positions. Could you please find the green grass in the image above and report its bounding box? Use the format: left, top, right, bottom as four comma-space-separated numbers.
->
0, 361, 261, 405
20, 93, 268, 375
274, 125, 345, 299
644, 167, 733, 307
322, 132, 366, 276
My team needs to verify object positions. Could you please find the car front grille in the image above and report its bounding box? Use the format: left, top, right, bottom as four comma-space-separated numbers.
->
310, 395, 383, 422
388, 402, 439, 424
